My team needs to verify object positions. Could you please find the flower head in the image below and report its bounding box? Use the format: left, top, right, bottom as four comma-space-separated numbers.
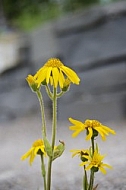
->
21, 139, 46, 165
80, 149, 112, 174
34, 58, 80, 88
26, 75, 39, 91
71, 149, 89, 162
69, 118, 116, 140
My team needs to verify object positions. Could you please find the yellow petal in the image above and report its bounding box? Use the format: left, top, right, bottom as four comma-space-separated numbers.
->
61, 66, 80, 84
52, 67, 59, 88
46, 67, 52, 84
21, 148, 33, 160
69, 118, 84, 126
86, 127, 93, 140
72, 129, 83, 137
58, 70, 65, 88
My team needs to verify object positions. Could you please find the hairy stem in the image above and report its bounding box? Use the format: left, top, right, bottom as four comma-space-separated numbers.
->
37, 90, 46, 137
47, 87, 57, 190
41, 154, 46, 190
88, 137, 95, 190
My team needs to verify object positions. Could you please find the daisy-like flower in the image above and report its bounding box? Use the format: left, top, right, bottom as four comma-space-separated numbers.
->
34, 58, 80, 88
21, 139, 46, 165
69, 118, 116, 140
80, 149, 112, 174
71, 149, 89, 162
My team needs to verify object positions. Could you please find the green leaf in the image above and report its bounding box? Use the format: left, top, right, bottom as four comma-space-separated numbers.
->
53, 140, 65, 161
43, 136, 53, 157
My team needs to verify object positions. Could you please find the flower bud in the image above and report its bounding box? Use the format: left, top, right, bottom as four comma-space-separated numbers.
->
62, 78, 71, 92
81, 151, 89, 162
53, 140, 65, 161
26, 75, 39, 92
92, 166, 99, 173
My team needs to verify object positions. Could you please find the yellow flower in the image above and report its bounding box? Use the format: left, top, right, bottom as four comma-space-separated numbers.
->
80, 149, 112, 174
71, 149, 89, 162
21, 139, 46, 165
69, 118, 116, 140
26, 75, 35, 85
26, 75, 39, 91
71, 149, 89, 158
34, 58, 80, 88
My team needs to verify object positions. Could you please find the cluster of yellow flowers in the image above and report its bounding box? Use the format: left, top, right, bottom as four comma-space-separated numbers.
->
69, 118, 115, 174
21, 58, 116, 190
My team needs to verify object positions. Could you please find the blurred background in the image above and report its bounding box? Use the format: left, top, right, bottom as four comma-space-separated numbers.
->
0, 1, 126, 190
0, 0, 126, 123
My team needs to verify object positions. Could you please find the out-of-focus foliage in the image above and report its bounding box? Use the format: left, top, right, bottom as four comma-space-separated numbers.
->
2, 0, 60, 30
12, 2, 60, 30
1, 0, 119, 30
2, 0, 50, 20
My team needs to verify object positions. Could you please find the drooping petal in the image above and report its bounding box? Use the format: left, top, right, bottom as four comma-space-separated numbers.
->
71, 129, 84, 138
102, 125, 116, 135
80, 161, 89, 167
99, 166, 107, 174
70, 149, 81, 157
46, 67, 52, 84
61, 66, 80, 84
95, 127, 108, 141
29, 151, 35, 165
52, 67, 59, 88
21, 148, 33, 160
58, 70, 65, 88
85, 164, 92, 170
36, 67, 48, 87
69, 118, 84, 126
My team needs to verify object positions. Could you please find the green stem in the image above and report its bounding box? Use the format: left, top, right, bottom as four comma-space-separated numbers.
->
47, 87, 57, 190
56, 91, 65, 98
51, 87, 57, 150
36, 90, 46, 137
91, 137, 95, 154
46, 85, 53, 100
41, 154, 46, 190
88, 137, 95, 190
47, 157, 52, 190
88, 169, 94, 190
83, 165, 88, 190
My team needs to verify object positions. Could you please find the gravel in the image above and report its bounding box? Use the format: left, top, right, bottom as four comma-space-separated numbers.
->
0, 114, 126, 190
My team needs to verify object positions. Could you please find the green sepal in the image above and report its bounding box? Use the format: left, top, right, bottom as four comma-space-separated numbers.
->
52, 140, 65, 161
92, 129, 98, 138
92, 166, 99, 173
61, 85, 70, 92
30, 84, 39, 92
41, 79, 47, 86
81, 152, 88, 162
43, 136, 53, 157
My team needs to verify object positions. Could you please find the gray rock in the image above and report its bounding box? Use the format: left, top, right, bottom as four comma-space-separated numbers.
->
56, 1, 126, 121
0, 1, 126, 122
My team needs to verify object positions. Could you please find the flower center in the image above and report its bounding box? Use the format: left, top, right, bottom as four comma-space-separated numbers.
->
32, 139, 43, 147
85, 120, 100, 128
45, 58, 64, 67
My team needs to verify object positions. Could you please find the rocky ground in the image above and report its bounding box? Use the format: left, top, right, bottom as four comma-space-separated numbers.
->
0, 113, 126, 190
